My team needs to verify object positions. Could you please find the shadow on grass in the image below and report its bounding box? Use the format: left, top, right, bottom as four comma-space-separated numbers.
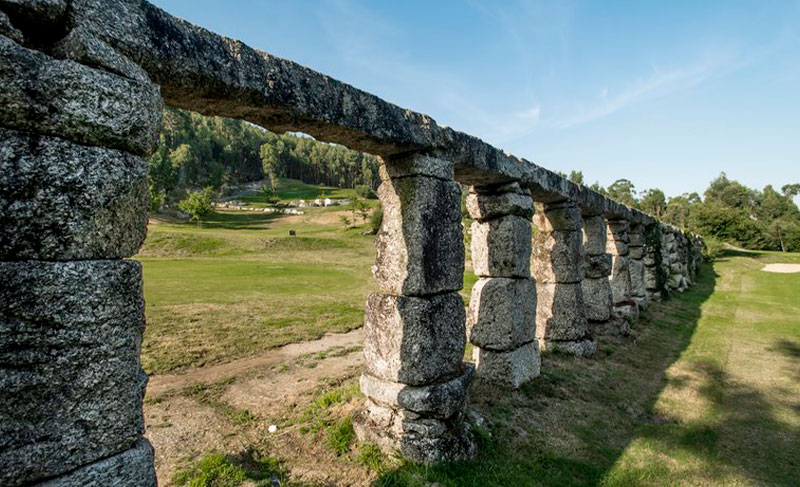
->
371, 263, 720, 487
718, 248, 766, 259
633, 357, 800, 487
200, 211, 283, 230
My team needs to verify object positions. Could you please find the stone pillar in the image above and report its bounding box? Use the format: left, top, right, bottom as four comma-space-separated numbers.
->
628, 222, 648, 310
467, 183, 539, 388
1, 27, 160, 487
605, 218, 638, 335
532, 201, 596, 356
643, 223, 666, 301
354, 154, 475, 464
581, 213, 614, 334
664, 229, 684, 292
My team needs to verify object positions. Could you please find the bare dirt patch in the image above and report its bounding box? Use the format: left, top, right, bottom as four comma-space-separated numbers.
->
761, 263, 800, 273
146, 328, 364, 397
144, 329, 366, 485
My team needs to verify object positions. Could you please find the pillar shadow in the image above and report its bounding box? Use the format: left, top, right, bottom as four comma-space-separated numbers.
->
371, 262, 722, 486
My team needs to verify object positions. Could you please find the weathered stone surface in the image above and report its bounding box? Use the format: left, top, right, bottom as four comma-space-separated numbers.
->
539, 338, 597, 357
0, 0, 67, 26
468, 277, 536, 350
0, 9, 23, 42
644, 266, 658, 290
629, 246, 645, 259
0, 128, 149, 260
608, 219, 630, 236
581, 214, 607, 255
32, 438, 156, 487
584, 252, 612, 279
471, 216, 531, 278
629, 258, 646, 297
360, 364, 474, 420
629, 232, 644, 247
374, 174, 463, 296
380, 154, 453, 180
52, 26, 151, 82
473, 341, 540, 388
535, 282, 588, 341
466, 189, 533, 221
532, 230, 584, 283
581, 277, 613, 322
610, 255, 632, 305
0, 260, 146, 486
534, 202, 582, 232
593, 303, 638, 336
363, 292, 466, 386
0, 35, 162, 155
353, 400, 475, 465
606, 236, 629, 256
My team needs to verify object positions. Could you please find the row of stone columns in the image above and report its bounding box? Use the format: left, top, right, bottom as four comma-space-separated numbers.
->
356, 167, 692, 461
1, 26, 160, 487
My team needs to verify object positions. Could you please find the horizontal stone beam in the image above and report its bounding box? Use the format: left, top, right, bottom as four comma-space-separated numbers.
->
0, 0, 660, 217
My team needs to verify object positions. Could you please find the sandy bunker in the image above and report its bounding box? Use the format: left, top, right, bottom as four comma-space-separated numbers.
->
761, 263, 800, 273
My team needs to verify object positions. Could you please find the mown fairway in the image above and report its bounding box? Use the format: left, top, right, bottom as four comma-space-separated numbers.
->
136, 205, 377, 375
138, 200, 800, 486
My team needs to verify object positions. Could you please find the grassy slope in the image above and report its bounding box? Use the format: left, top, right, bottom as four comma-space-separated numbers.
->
376, 250, 800, 487
238, 178, 359, 205
137, 196, 377, 374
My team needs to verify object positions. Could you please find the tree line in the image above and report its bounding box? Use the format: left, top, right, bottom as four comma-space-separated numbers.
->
567, 171, 800, 252
148, 109, 799, 252
147, 108, 381, 208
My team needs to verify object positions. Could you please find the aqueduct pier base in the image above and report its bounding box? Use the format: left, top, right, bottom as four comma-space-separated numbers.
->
0, 1, 704, 484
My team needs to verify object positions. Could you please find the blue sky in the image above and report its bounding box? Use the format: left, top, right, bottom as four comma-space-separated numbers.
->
152, 0, 800, 201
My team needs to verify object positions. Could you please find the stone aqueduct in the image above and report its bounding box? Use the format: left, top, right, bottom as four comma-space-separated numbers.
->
0, 1, 705, 485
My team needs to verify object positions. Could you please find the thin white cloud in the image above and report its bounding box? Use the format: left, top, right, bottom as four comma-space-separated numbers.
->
549, 63, 720, 129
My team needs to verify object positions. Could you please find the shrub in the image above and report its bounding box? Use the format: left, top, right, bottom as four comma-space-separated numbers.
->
355, 184, 376, 199
369, 204, 383, 233
179, 187, 214, 225
703, 236, 725, 260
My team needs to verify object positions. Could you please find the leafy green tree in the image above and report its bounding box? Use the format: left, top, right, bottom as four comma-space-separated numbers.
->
663, 193, 699, 229
568, 170, 584, 185
639, 188, 667, 218
589, 181, 607, 195
369, 203, 383, 234
781, 183, 800, 199
607, 179, 637, 206
704, 172, 757, 211
178, 187, 214, 226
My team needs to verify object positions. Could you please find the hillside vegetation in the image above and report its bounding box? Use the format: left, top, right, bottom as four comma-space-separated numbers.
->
147, 107, 381, 209
572, 171, 800, 253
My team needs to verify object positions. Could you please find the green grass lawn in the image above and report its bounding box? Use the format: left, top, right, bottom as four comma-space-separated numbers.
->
137, 207, 378, 374
140, 206, 800, 485
238, 178, 362, 204
375, 249, 800, 487
138, 203, 475, 375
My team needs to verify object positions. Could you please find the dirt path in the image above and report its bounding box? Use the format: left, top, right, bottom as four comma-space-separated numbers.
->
144, 328, 366, 485
146, 328, 364, 398
761, 263, 800, 273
